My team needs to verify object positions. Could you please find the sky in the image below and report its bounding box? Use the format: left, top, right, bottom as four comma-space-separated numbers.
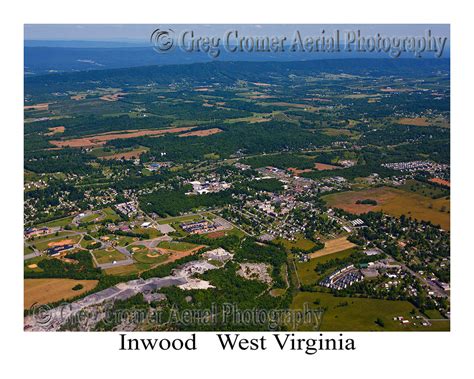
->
25, 24, 450, 43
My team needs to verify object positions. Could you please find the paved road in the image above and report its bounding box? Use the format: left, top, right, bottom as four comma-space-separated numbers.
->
24, 251, 41, 260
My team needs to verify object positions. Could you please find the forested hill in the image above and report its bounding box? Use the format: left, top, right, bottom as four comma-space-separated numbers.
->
25, 58, 450, 95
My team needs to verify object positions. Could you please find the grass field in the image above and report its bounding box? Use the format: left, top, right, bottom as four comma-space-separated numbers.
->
157, 214, 205, 225
24, 244, 35, 255
103, 262, 150, 276
323, 186, 450, 230
92, 249, 127, 265
309, 236, 356, 259
290, 291, 450, 331
117, 236, 136, 246
24, 278, 98, 308
277, 236, 317, 251
399, 179, 449, 199
33, 234, 81, 252
24, 256, 47, 273
133, 250, 169, 265
38, 216, 74, 228
296, 248, 357, 286
134, 227, 162, 238
157, 241, 200, 251
79, 212, 103, 223
102, 207, 121, 221
103, 250, 169, 275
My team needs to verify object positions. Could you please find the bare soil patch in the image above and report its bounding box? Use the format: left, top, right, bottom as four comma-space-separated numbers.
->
157, 245, 205, 264
51, 127, 194, 148
100, 92, 126, 101
206, 231, 226, 239
314, 162, 341, 171
47, 239, 74, 247
288, 167, 313, 176
429, 178, 450, 187
45, 126, 65, 136
24, 103, 50, 111
179, 128, 222, 137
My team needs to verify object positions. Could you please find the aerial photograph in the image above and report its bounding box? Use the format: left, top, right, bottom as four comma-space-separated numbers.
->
23, 24, 450, 332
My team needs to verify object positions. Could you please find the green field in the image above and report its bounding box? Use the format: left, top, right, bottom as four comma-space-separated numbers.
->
24, 256, 47, 273
291, 291, 449, 331
295, 248, 356, 286
117, 236, 136, 246
157, 214, 203, 225
277, 235, 317, 251
92, 249, 127, 265
33, 233, 81, 252
399, 179, 449, 199
133, 250, 169, 265
133, 227, 162, 238
103, 262, 150, 276
102, 207, 121, 221
38, 216, 74, 228
24, 245, 35, 255
157, 241, 199, 251
79, 212, 103, 223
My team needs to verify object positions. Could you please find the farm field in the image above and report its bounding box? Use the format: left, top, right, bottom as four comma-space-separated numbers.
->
24, 278, 98, 308
323, 186, 450, 230
397, 117, 430, 126
50, 126, 194, 148
95, 147, 149, 160
309, 236, 356, 259
290, 292, 450, 331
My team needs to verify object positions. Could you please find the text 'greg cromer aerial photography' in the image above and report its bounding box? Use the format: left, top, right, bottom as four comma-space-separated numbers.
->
23, 24, 450, 332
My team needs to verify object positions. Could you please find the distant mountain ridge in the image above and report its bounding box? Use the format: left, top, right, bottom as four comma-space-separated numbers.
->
25, 43, 450, 76
25, 58, 450, 96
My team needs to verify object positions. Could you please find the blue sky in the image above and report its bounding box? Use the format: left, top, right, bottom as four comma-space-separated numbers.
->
25, 24, 450, 42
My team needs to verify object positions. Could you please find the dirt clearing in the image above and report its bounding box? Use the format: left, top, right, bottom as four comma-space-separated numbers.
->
429, 178, 450, 187
179, 128, 222, 137
157, 245, 205, 264
47, 239, 74, 247
24, 103, 50, 111
314, 162, 341, 171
